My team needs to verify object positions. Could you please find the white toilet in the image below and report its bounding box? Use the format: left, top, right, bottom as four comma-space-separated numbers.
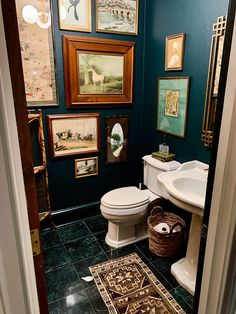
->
100, 155, 181, 248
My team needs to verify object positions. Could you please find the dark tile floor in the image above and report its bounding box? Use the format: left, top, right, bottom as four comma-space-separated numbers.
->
41, 214, 194, 313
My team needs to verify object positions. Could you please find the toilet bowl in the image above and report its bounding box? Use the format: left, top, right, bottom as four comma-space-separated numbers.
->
101, 186, 158, 248
100, 155, 181, 248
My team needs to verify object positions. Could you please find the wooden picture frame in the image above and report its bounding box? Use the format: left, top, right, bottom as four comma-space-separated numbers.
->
58, 0, 91, 32
63, 35, 135, 108
157, 77, 190, 138
96, 0, 139, 35
74, 157, 98, 178
105, 115, 128, 164
165, 33, 185, 71
47, 113, 100, 158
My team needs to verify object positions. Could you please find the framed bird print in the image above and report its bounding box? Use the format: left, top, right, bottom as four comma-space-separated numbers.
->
58, 0, 91, 32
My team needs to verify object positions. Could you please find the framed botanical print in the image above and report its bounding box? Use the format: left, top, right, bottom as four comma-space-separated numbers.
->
96, 0, 139, 35
74, 157, 98, 178
58, 0, 91, 32
105, 115, 128, 164
63, 35, 135, 108
157, 77, 190, 138
47, 113, 100, 158
165, 33, 185, 71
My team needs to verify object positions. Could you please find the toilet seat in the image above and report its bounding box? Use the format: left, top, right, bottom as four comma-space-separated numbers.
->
101, 186, 150, 215
101, 186, 150, 208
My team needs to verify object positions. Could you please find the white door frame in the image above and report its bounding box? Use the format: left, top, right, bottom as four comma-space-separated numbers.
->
198, 11, 236, 314
1, 2, 236, 314
0, 2, 39, 313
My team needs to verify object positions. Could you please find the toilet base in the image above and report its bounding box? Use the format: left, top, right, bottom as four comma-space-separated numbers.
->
105, 220, 148, 248
105, 231, 148, 248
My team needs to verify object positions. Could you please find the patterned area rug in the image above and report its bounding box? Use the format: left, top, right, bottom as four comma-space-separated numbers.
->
89, 253, 186, 314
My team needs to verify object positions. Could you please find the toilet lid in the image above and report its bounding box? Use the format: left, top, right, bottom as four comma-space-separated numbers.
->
101, 186, 150, 209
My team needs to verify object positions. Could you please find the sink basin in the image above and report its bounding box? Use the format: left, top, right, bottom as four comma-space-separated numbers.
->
158, 160, 208, 216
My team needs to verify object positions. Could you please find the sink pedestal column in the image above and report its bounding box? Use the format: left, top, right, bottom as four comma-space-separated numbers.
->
171, 213, 203, 295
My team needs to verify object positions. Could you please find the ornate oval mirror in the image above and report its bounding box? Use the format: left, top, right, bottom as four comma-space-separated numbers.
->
111, 123, 124, 157
202, 15, 227, 148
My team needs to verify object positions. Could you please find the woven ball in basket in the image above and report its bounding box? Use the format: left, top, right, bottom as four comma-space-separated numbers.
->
148, 205, 186, 257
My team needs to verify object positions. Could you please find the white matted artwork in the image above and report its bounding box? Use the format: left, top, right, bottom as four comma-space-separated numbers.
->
74, 157, 98, 178
15, 0, 58, 106
96, 0, 139, 35
58, 0, 91, 32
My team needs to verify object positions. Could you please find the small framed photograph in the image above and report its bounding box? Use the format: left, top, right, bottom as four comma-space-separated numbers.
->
105, 115, 128, 164
96, 0, 139, 35
157, 77, 190, 138
74, 157, 98, 178
47, 113, 100, 158
165, 33, 185, 71
63, 35, 135, 108
58, 0, 91, 32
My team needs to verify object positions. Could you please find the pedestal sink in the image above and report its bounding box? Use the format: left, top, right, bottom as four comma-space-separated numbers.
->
157, 160, 208, 295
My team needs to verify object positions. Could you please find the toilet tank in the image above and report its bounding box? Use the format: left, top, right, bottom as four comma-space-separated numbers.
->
143, 155, 181, 196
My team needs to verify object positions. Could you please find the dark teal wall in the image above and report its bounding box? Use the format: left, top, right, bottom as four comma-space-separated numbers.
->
142, 0, 229, 163
42, 0, 146, 211
43, 0, 229, 213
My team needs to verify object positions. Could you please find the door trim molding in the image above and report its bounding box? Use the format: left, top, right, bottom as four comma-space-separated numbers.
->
199, 11, 236, 314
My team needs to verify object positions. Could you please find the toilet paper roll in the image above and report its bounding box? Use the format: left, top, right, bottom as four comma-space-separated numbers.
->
154, 223, 170, 234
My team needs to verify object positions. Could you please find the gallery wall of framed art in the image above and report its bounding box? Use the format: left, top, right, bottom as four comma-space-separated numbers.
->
29, 0, 146, 212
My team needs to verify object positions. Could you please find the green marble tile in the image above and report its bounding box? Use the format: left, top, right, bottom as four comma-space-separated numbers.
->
84, 215, 108, 234
170, 286, 193, 314
45, 264, 81, 303
41, 228, 62, 249
151, 257, 179, 289
85, 284, 109, 313
64, 236, 104, 263
58, 221, 91, 242
44, 244, 70, 272
146, 262, 173, 291
73, 253, 108, 288
49, 290, 95, 314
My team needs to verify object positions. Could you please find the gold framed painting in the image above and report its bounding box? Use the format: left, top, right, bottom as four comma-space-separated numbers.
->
58, 0, 91, 32
96, 0, 139, 35
165, 33, 186, 71
74, 157, 98, 178
63, 35, 135, 108
47, 113, 100, 158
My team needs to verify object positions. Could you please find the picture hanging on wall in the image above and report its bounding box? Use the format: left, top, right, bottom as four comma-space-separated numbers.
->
105, 115, 128, 164
47, 113, 100, 158
165, 33, 186, 71
157, 77, 190, 138
58, 0, 91, 32
74, 157, 98, 178
96, 0, 139, 35
15, 0, 58, 107
63, 35, 135, 108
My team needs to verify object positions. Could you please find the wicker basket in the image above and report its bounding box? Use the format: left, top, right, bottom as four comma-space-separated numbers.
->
148, 205, 186, 257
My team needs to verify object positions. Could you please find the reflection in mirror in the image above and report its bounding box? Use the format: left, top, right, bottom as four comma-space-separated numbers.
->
111, 123, 124, 157
202, 16, 227, 148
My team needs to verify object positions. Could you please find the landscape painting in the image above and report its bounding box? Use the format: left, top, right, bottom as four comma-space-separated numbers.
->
105, 115, 128, 164
78, 52, 124, 95
96, 0, 139, 35
74, 157, 98, 178
47, 113, 100, 158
